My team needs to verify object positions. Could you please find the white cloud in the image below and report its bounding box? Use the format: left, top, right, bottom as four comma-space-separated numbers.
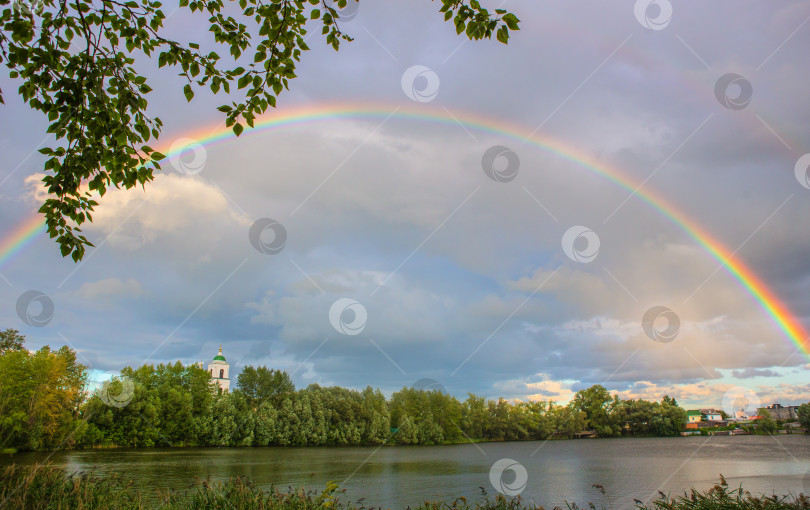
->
5, 0, 810, 403
76, 278, 143, 301
86, 173, 250, 247
492, 374, 576, 403
615, 380, 810, 408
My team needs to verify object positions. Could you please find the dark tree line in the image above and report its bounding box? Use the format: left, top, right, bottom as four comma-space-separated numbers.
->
9, 330, 796, 452
76, 364, 688, 448
72, 360, 691, 447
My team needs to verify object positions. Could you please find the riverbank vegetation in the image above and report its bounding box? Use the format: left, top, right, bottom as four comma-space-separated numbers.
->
2, 330, 809, 451
1, 464, 808, 509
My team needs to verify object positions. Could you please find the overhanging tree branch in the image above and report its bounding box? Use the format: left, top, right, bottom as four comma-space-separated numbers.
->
1, 0, 520, 261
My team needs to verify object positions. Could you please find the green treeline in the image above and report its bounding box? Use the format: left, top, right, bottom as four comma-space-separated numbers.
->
78, 364, 688, 448
3, 330, 810, 451
0, 330, 86, 451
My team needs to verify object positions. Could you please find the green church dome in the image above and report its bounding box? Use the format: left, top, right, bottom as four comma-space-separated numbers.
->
212, 346, 226, 362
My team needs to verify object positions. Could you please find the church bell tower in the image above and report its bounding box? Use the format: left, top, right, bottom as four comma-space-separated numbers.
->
207, 345, 230, 391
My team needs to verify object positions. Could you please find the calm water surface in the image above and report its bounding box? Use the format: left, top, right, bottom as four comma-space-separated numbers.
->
4, 435, 810, 508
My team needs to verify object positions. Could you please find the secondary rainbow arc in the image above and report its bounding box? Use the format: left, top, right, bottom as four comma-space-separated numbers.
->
1, 102, 807, 357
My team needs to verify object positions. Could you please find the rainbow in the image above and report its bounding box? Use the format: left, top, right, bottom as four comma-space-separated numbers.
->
2, 102, 808, 356
0, 213, 47, 270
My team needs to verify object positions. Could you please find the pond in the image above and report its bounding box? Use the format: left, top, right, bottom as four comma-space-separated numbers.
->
4, 435, 809, 508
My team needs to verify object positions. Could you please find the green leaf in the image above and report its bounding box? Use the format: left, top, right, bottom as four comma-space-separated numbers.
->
502, 13, 520, 31
496, 25, 509, 44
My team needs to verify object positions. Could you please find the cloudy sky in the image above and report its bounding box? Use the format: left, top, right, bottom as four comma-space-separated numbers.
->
2, 0, 809, 410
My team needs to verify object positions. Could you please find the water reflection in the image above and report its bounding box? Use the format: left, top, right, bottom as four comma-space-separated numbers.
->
3, 435, 808, 508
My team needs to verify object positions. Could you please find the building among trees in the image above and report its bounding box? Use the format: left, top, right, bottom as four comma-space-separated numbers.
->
763, 403, 801, 421
206, 346, 230, 391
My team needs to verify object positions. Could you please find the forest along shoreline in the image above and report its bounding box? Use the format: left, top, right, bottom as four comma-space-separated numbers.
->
2, 330, 808, 452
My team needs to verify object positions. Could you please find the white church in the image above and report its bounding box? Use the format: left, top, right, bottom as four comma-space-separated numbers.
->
204, 346, 230, 391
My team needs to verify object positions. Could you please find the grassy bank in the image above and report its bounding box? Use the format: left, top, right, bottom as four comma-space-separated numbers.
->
1, 464, 808, 509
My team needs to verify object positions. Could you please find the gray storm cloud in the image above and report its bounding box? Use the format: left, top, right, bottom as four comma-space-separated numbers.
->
1, 1, 809, 406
